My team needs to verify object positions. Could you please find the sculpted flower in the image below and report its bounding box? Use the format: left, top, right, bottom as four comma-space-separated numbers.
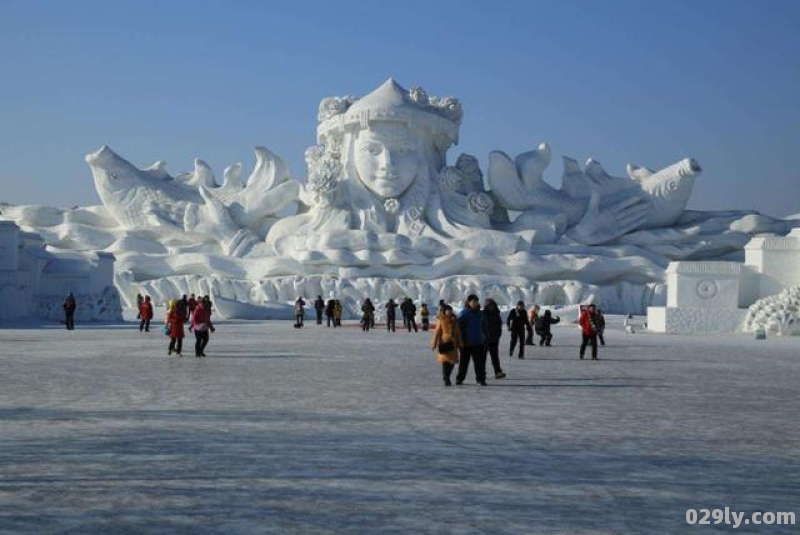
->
409, 86, 430, 106
306, 148, 341, 203
304, 145, 326, 170
384, 198, 400, 214
456, 154, 482, 181
317, 96, 355, 122
467, 192, 494, 214
435, 96, 463, 122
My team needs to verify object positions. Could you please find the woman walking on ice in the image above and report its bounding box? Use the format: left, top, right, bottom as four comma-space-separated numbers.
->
166, 299, 185, 356
431, 304, 462, 386
191, 298, 215, 357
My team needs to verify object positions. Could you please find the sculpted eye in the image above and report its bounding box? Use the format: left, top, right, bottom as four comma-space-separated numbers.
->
362, 142, 382, 156
110, 172, 118, 179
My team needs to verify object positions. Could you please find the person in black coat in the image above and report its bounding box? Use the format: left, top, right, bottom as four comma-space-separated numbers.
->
325, 298, 336, 327
361, 298, 376, 332
506, 300, 531, 359
535, 309, 561, 346
63, 292, 77, 330
403, 298, 418, 332
385, 298, 397, 332
314, 295, 325, 325
294, 297, 305, 328
595, 309, 607, 345
482, 298, 506, 379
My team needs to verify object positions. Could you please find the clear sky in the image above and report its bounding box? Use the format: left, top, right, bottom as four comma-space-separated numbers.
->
1, 0, 798, 216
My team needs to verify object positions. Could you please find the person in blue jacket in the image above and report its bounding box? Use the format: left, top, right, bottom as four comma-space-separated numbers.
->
455, 294, 488, 386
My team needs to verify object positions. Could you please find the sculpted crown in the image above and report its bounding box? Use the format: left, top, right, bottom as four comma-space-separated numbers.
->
316, 78, 462, 147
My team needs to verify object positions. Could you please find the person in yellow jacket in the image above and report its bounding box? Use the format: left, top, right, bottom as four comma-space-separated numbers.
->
420, 303, 430, 331
333, 299, 343, 327
430, 305, 463, 386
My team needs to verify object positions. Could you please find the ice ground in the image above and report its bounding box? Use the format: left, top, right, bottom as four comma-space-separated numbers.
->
0, 319, 798, 534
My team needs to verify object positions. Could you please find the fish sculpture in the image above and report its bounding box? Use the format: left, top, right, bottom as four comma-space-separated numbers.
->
85, 145, 300, 238
487, 143, 701, 244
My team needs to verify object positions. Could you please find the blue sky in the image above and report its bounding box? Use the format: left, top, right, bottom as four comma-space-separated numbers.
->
1, 0, 798, 216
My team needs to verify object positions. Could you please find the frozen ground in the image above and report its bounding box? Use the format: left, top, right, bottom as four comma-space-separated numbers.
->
0, 318, 798, 534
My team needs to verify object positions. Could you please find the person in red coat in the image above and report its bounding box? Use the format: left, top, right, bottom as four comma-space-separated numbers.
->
190, 299, 215, 357
139, 295, 154, 332
579, 304, 600, 360
166, 299, 185, 356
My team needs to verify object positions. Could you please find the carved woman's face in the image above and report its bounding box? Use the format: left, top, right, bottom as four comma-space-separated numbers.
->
354, 122, 422, 198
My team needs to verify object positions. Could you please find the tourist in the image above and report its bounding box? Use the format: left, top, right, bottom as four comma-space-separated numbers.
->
535, 309, 561, 346
506, 300, 531, 359
385, 298, 397, 332
596, 308, 607, 346
179, 295, 189, 322
314, 295, 325, 325
62, 292, 76, 330
420, 303, 430, 331
325, 297, 336, 328
138, 295, 154, 332
526, 304, 540, 345
333, 299, 343, 327
187, 293, 197, 323
203, 295, 214, 317
456, 294, 487, 386
431, 304, 462, 386
400, 297, 410, 330
294, 297, 306, 328
190, 298, 215, 357
579, 304, 600, 360
482, 298, 506, 379
361, 298, 375, 332
403, 298, 418, 332
437, 299, 447, 317
165, 299, 185, 356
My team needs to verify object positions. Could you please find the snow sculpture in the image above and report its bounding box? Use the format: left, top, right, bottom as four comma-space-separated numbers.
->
1, 79, 798, 319
268, 79, 505, 244
0, 221, 121, 322
646, 261, 747, 334
741, 228, 800, 304
271, 79, 702, 246
487, 148, 702, 244
85, 144, 299, 256
744, 287, 800, 336
648, 229, 800, 334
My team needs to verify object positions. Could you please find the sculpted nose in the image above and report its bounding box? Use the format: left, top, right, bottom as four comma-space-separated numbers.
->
379, 151, 396, 174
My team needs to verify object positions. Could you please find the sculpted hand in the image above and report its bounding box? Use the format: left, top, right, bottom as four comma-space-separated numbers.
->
569, 190, 651, 245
